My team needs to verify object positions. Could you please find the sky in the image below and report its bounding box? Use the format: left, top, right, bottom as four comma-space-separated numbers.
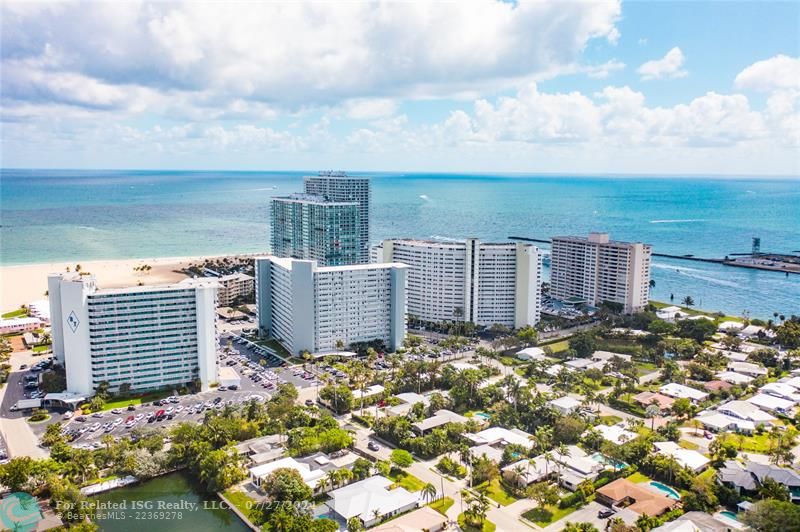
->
1, 1, 798, 175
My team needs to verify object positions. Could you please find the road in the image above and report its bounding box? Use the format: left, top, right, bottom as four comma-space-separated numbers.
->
0, 351, 49, 458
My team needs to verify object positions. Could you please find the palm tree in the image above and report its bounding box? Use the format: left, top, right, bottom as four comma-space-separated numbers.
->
511, 464, 527, 488
422, 482, 437, 503
681, 296, 695, 307
325, 470, 338, 491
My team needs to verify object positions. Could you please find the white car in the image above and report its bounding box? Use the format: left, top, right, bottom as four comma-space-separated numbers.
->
63, 411, 74, 420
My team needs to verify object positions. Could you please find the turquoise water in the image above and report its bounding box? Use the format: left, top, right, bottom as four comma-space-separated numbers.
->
589, 452, 627, 470
648, 481, 681, 500
474, 412, 491, 420
92, 472, 248, 531
720, 510, 739, 521
1, 169, 798, 318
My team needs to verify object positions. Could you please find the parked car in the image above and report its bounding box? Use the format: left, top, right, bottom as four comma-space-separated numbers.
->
598, 509, 615, 519
367, 441, 380, 451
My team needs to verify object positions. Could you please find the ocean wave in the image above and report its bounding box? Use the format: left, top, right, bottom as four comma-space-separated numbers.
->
649, 219, 706, 224
429, 235, 462, 242
419, 194, 431, 201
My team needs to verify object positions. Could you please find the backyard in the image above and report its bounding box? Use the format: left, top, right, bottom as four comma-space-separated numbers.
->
474, 478, 520, 506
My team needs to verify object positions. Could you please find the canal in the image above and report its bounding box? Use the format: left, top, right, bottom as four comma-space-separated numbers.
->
93, 472, 248, 531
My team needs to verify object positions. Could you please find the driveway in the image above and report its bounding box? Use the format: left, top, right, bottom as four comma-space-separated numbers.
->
541, 501, 638, 531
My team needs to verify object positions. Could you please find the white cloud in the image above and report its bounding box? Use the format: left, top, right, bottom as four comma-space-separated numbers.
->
637, 47, 687, 81
0, 0, 622, 117
341, 99, 398, 120
432, 82, 768, 148
734, 55, 800, 92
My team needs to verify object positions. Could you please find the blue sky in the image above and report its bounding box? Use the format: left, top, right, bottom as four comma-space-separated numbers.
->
1, 1, 798, 175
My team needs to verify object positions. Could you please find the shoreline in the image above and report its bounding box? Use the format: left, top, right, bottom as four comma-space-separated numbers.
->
0, 253, 262, 312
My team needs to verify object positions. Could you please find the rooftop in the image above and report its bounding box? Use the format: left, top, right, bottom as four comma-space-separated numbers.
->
325, 476, 419, 523
596, 478, 677, 516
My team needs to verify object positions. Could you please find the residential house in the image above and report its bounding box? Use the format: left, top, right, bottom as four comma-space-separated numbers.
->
695, 413, 755, 434
502, 456, 554, 487
760, 382, 800, 403
595, 424, 638, 445
516, 347, 547, 361
592, 351, 633, 364
659, 383, 709, 403
387, 392, 429, 417
235, 435, 284, 466
715, 371, 753, 386
717, 460, 800, 502
595, 478, 679, 516
702, 380, 732, 393
411, 409, 468, 435
653, 441, 709, 472
717, 400, 776, 427
371, 506, 446, 532
718, 321, 744, 333
249, 451, 361, 495
548, 396, 582, 415
726, 361, 768, 378
747, 393, 796, 416
466, 426, 534, 450
325, 476, 419, 528
633, 391, 675, 413
551, 445, 606, 491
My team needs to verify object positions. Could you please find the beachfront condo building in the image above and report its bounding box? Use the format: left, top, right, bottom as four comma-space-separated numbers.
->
255, 256, 407, 355
216, 272, 255, 306
371, 239, 542, 328
550, 232, 652, 313
48, 273, 218, 396
303, 172, 371, 263
270, 194, 361, 266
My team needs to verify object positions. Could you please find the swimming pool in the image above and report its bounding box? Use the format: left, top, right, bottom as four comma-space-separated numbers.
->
649, 481, 681, 500
719, 511, 739, 521
589, 452, 627, 469
474, 412, 491, 420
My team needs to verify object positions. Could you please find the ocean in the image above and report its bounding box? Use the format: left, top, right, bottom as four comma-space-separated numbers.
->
1, 169, 798, 319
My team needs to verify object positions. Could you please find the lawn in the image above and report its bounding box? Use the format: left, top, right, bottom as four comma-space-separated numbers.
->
2, 308, 28, 319
697, 467, 717, 482
678, 439, 700, 450
32, 345, 51, 353
718, 432, 773, 453
257, 338, 292, 358
542, 339, 570, 353
101, 391, 171, 411
388, 470, 426, 492
522, 504, 579, 527
222, 489, 260, 523
474, 478, 520, 506
458, 512, 496, 532
598, 415, 623, 426
429, 497, 454, 516
626, 472, 652, 484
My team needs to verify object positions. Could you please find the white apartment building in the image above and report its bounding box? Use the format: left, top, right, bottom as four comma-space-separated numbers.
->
216, 272, 255, 306
372, 239, 541, 328
550, 232, 652, 313
255, 256, 407, 355
48, 273, 218, 396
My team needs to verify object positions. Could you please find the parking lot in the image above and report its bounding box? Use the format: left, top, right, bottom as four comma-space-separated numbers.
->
20, 332, 321, 450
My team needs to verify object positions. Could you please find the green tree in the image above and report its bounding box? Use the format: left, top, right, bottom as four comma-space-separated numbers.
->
569, 331, 596, 358
563, 523, 599, 532
263, 467, 313, 503
758, 477, 790, 502
390, 449, 414, 469
526, 481, 559, 508
741, 499, 800, 532
516, 326, 539, 347
0, 457, 34, 491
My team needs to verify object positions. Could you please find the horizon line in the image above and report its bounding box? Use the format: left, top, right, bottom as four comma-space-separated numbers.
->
2, 167, 799, 179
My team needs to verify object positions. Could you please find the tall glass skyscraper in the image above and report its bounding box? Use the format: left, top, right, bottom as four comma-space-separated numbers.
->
270, 171, 371, 266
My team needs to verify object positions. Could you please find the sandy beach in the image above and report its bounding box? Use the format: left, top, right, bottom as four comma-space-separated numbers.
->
0, 254, 247, 313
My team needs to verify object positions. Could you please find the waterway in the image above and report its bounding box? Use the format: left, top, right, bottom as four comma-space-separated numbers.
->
92, 472, 248, 531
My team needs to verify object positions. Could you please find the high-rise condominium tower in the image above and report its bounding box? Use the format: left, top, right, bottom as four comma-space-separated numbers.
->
270, 172, 370, 266
549, 232, 652, 313
372, 238, 542, 328
48, 273, 218, 396
303, 172, 370, 263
